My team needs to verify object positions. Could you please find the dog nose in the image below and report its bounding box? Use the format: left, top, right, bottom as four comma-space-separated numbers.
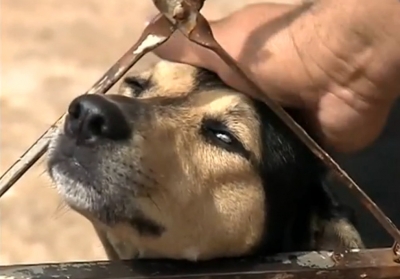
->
65, 94, 131, 143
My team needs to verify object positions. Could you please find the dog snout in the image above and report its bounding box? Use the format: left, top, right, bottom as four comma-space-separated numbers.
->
65, 94, 131, 144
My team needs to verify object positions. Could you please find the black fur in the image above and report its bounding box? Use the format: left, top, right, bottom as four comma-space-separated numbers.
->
193, 67, 227, 91
250, 102, 322, 254
129, 215, 165, 237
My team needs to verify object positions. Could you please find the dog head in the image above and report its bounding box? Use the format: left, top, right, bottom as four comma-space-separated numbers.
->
47, 60, 361, 260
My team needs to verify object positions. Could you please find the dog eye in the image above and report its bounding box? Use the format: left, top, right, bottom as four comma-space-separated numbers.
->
214, 131, 233, 145
201, 119, 251, 159
123, 76, 148, 96
202, 119, 243, 149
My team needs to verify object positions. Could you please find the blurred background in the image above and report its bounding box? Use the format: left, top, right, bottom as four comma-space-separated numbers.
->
1, 0, 399, 266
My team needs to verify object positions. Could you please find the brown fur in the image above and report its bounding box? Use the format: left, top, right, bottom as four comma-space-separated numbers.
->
47, 60, 364, 261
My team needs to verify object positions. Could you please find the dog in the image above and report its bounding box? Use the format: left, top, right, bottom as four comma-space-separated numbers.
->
47, 60, 364, 261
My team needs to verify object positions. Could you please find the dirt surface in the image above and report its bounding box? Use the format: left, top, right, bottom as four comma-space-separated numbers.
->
1, 0, 304, 266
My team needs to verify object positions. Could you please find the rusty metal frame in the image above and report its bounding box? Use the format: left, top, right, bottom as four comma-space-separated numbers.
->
1, 249, 400, 279
1, 0, 400, 278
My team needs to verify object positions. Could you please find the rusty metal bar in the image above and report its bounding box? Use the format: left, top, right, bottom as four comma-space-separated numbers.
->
1, 248, 399, 279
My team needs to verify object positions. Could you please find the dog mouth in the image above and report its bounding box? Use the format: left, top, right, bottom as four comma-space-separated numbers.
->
48, 135, 97, 184
47, 131, 156, 225
47, 133, 112, 213
48, 133, 165, 236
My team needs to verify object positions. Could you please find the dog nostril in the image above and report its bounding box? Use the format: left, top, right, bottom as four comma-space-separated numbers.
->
68, 99, 82, 120
87, 114, 105, 136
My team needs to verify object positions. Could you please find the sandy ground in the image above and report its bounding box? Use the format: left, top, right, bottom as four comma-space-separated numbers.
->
0, 0, 305, 266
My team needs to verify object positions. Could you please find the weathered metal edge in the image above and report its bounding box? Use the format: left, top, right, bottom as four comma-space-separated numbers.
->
1, 248, 399, 279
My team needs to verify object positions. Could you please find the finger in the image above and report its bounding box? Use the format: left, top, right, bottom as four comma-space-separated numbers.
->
152, 23, 218, 73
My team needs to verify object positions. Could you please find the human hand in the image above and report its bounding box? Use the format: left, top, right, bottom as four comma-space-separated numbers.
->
152, 1, 400, 153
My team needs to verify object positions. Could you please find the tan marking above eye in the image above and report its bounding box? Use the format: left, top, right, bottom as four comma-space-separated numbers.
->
150, 61, 197, 95
191, 91, 262, 160
118, 61, 198, 99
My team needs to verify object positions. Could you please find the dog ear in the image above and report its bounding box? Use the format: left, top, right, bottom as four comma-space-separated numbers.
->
311, 209, 365, 251
308, 171, 365, 251
316, 173, 365, 251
